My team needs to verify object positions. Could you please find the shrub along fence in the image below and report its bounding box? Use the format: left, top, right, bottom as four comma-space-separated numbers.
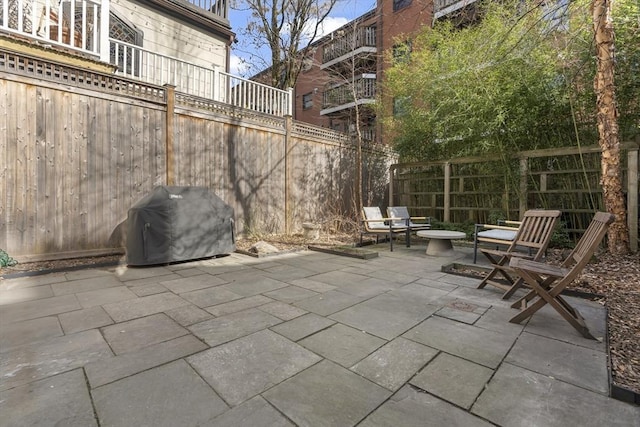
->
389, 143, 639, 251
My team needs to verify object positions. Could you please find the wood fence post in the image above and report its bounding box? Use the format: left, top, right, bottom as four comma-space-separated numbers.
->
284, 115, 292, 234
519, 157, 528, 219
444, 162, 451, 222
628, 147, 638, 252
164, 84, 176, 186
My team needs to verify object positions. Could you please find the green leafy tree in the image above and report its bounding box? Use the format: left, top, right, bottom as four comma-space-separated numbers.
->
382, 0, 638, 162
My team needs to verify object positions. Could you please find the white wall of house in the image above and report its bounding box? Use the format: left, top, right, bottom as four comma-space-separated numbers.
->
111, 0, 228, 70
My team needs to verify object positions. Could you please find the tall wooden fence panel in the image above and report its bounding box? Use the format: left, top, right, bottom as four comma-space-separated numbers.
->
390, 144, 639, 251
0, 51, 393, 260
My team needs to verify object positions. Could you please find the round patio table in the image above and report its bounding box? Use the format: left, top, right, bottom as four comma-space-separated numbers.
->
417, 230, 467, 256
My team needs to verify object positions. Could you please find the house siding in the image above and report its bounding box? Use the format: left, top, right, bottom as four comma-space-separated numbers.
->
111, 0, 229, 70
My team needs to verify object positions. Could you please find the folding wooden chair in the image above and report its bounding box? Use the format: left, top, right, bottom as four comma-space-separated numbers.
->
508, 212, 615, 339
387, 206, 431, 248
477, 209, 562, 299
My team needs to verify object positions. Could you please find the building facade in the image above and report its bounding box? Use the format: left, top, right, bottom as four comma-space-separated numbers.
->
291, 0, 479, 143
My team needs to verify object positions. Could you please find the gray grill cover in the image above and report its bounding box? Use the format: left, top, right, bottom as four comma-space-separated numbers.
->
126, 186, 235, 266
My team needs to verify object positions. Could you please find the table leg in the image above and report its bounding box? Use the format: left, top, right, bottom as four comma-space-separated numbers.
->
425, 239, 454, 256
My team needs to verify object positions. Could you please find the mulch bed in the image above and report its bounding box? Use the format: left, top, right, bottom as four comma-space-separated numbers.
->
1, 239, 638, 400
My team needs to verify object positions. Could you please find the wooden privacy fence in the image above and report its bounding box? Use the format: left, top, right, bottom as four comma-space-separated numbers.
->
390, 143, 639, 251
0, 50, 393, 260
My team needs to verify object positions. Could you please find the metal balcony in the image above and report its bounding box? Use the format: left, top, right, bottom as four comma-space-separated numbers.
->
321, 26, 376, 69
321, 74, 376, 115
434, 0, 481, 20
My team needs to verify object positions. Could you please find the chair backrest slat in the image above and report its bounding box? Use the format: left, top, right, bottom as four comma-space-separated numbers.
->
510, 209, 562, 258
562, 212, 615, 270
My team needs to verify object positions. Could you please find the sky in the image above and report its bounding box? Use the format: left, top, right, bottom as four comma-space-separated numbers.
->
227, 0, 377, 76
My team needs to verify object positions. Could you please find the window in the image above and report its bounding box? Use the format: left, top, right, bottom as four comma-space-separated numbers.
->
302, 92, 313, 110
393, 41, 412, 64
109, 11, 143, 76
393, 0, 412, 12
393, 97, 409, 117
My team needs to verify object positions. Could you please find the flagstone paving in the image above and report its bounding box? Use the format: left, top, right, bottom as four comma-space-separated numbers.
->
1, 244, 638, 426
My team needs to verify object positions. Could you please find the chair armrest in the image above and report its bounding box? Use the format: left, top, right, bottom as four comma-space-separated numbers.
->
503, 220, 522, 227
362, 218, 407, 230
509, 257, 568, 278
363, 217, 397, 223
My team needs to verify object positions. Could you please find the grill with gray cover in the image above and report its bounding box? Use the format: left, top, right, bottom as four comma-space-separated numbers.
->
126, 186, 235, 266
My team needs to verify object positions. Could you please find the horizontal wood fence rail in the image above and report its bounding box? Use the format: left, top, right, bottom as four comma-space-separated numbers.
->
390, 143, 639, 252
1, 50, 393, 260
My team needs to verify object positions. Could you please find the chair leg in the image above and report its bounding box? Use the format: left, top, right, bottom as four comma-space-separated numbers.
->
477, 254, 508, 289
501, 277, 525, 300
473, 238, 479, 264
509, 270, 597, 339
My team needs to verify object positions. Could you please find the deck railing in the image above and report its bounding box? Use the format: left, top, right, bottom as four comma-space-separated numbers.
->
110, 39, 292, 116
1, 0, 110, 61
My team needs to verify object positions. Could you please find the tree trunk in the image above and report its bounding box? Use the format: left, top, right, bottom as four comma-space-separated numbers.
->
592, 0, 630, 254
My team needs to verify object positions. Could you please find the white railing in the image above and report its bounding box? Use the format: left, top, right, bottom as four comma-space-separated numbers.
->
220, 70, 292, 116
1, 0, 109, 61
186, 0, 227, 20
110, 39, 292, 116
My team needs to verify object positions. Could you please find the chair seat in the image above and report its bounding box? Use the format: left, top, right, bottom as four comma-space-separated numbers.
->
477, 229, 518, 241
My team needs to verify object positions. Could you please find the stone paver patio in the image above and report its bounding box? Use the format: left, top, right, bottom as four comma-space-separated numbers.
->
1, 243, 638, 426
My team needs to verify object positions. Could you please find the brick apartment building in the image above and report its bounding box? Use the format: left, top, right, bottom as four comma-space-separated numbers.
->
291, 0, 477, 144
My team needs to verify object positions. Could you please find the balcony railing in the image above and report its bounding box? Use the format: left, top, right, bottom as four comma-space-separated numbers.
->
434, 0, 480, 19
321, 74, 376, 115
186, 0, 228, 20
322, 25, 376, 65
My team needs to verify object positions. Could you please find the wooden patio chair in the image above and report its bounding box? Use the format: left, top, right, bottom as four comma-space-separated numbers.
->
508, 212, 615, 339
477, 209, 562, 299
360, 207, 407, 252
386, 206, 431, 248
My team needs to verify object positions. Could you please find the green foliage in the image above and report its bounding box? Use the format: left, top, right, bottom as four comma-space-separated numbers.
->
430, 220, 476, 240
382, 0, 640, 161
487, 210, 507, 226
0, 249, 18, 268
549, 222, 573, 249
